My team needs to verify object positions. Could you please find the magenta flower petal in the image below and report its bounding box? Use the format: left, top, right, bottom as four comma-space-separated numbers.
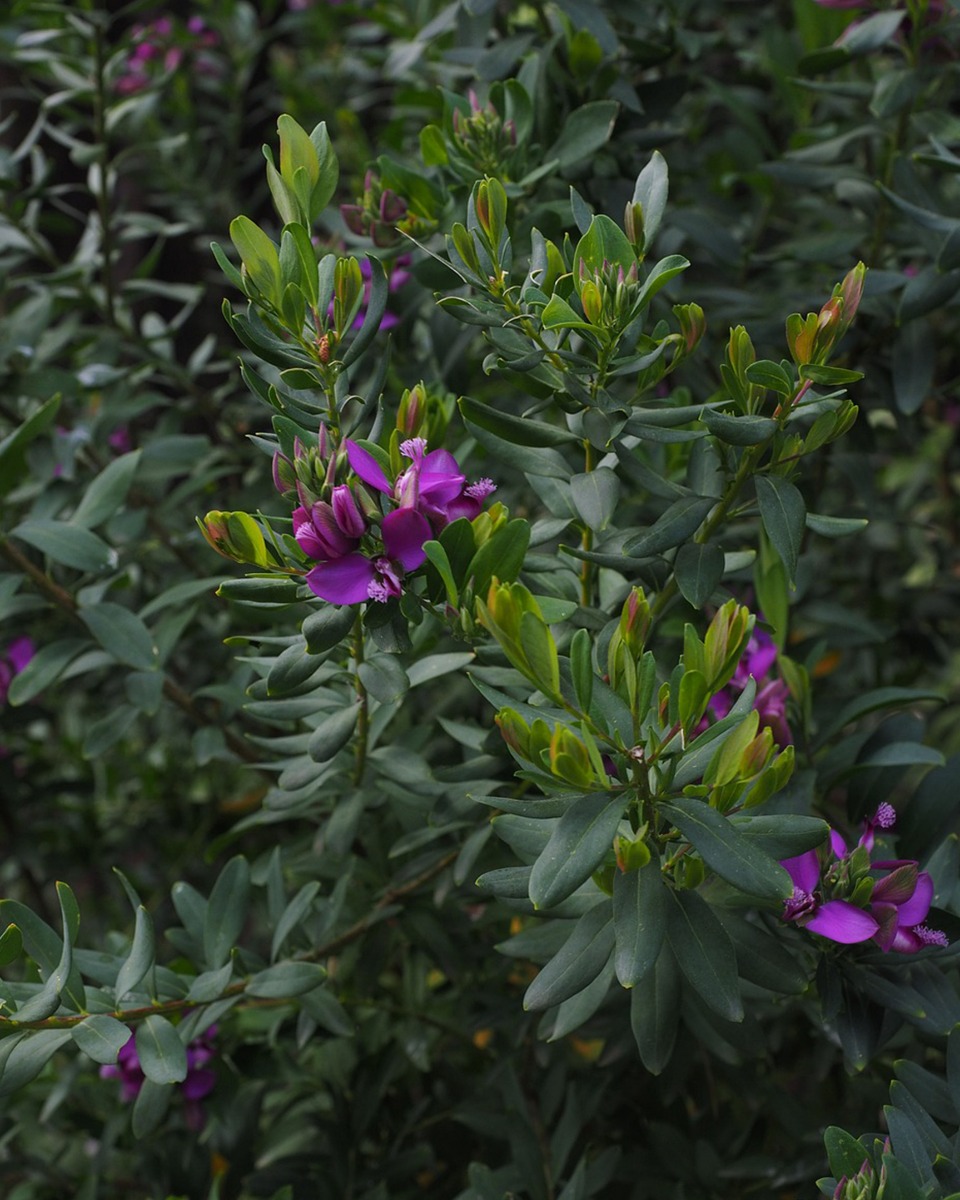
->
346, 440, 392, 494
805, 900, 879, 944
895, 871, 934, 927
829, 829, 848, 859
306, 555, 376, 604
382, 507, 430, 570
418, 449, 466, 505
782, 850, 821, 895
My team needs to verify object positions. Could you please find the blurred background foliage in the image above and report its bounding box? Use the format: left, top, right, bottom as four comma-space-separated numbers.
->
1, 0, 959, 1197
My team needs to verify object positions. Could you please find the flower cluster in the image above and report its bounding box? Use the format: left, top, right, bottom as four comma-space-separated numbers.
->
781, 804, 948, 952
100, 1025, 217, 1129
0, 637, 33, 706
708, 624, 792, 747
286, 434, 496, 605
114, 16, 219, 96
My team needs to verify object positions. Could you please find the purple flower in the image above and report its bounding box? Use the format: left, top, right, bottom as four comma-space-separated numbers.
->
100, 1025, 218, 1127
780, 808, 949, 952
0, 637, 34, 706
305, 507, 430, 604
781, 848, 879, 944
296, 435, 496, 605
867, 860, 942, 952
294, 500, 362, 561
348, 437, 496, 533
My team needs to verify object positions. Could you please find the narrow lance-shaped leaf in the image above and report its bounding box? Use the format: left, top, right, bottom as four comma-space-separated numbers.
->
666, 888, 743, 1022
203, 856, 250, 971
529, 793, 628, 910
614, 858, 667, 987
660, 798, 792, 901
523, 904, 615, 1012
755, 474, 805, 585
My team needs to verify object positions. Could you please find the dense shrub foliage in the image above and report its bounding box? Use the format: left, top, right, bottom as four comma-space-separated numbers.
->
1, 1, 960, 1197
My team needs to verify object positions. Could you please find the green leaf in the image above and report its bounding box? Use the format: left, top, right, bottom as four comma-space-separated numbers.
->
115, 906, 156, 1001
660, 799, 792, 901
799, 363, 865, 386
541, 293, 593, 332
302, 604, 356, 654
229, 215, 281, 304
308, 703, 360, 763
818, 686, 944, 742
0, 1030, 73, 1100
270, 881, 321, 963
186, 961, 234, 1004
246, 961, 327, 998
744, 359, 794, 395
0, 924, 22, 968
623, 496, 713, 557
893, 318, 935, 414
71, 1015, 132, 1065
573, 213, 635, 278
700, 409, 778, 446
358, 654, 409, 704
546, 100, 618, 170
666, 888, 743, 1022
629, 944, 679, 1074
203, 856, 250, 971
12, 520, 116, 572
217, 575, 302, 606
71, 451, 142, 529
755, 474, 805, 585
632, 150, 668, 248
341, 256, 388, 368
519, 610, 560, 695
459, 396, 578, 447
728, 813, 829, 860
0, 396, 61, 498
7, 638, 89, 705
131, 1078, 172, 1139
463, 418, 573, 479
716, 910, 807, 995
423, 540, 458, 606
529, 792, 628, 910
523, 903, 614, 1011
135, 1014, 187, 1085
570, 468, 620, 533
805, 512, 868, 537
613, 858, 667, 988
634, 254, 690, 308
465, 519, 530, 595
823, 1127, 870, 1180
79, 603, 158, 671
674, 542, 724, 608
569, 628, 593, 712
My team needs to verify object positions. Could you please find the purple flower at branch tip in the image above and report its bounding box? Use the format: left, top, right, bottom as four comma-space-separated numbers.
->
100, 1025, 218, 1128
780, 807, 949, 952
781, 849, 879, 944
0, 637, 34, 706
305, 507, 431, 604
300, 437, 496, 605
